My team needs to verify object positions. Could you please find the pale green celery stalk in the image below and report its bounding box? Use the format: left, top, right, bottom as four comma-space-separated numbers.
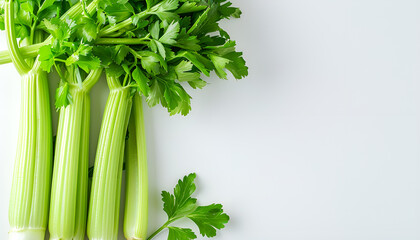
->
87, 76, 133, 240
124, 94, 149, 240
0, 43, 44, 65
6, 0, 52, 239
49, 68, 102, 240
9, 65, 53, 240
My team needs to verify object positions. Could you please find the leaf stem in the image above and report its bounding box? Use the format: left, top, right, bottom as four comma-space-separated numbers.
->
99, 11, 149, 37
99, 18, 134, 37
0, 35, 149, 65
147, 218, 180, 240
5, 0, 31, 74
80, 0, 91, 19
146, 224, 168, 240
95, 38, 150, 45
82, 68, 103, 91
54, 63, 66, 81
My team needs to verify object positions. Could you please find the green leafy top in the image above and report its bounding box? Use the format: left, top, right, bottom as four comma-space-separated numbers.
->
2, 0, 248, 114
0, 0, 70, 40
93, 0, 248, 115
150, 173, 229, 240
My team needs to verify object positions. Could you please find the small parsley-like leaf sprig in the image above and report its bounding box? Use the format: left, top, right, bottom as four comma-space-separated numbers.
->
148, 173, 230, 240
37, 12, 103, 108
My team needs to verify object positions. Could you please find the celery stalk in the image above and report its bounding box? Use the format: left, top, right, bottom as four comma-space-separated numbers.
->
8, 67, 53, 240
49, 68, 102, 240
6, 0, 52, 239
87, 75, 133, 240
124, 94, 149, 240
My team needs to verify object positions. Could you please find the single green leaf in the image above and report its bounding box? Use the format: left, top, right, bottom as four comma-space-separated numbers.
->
106, 64, 125, 78
187, 7, 209, 34
38, 0, 55, 13
141, 54, 162, 75
15, 24, 30, 39
38, 45, 55, 72
224, 51, 248, 79
169, 83, 191, 115
105, 3, 134, 24
154, 11, 179, 22
218, 1, 242, 19
74, 56, 101, 72
16, 7, 32, 27
176, 51, 210, 76
187, 204, 230, 238
21, 1, 35, 15
168, 227, 197, 240
115, 45, 131, 64
136, 51, 168, 73
159, 21, 180, 45
93, 46, 114, 65
150, 21, 160, 39
188, 78, 207, 89
175, 29, 201, 51
176, 2, 207, 14
155, 40, 166, 59
174, 60, 201, 82
164, 84, 182, 110
161, 173, 197, 218
55, 82, 72, 109
78, 17, 97, 42
149, 39, 158, 53
147, 78, 164, 107
153, 0, 179, 12
208, 54, 230, 79
132, 67, 150, 96
37, 3, 59, 21
174, 173, 196, 207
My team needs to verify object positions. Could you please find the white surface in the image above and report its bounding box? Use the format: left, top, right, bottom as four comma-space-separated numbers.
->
1, 0, 420, 239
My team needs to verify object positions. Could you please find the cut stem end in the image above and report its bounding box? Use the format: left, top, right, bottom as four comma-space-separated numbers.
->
9, 229, 45, 240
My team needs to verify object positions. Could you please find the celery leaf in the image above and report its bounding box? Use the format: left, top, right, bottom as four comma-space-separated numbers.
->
168, 227, 197, 240
153, 173, 230, 240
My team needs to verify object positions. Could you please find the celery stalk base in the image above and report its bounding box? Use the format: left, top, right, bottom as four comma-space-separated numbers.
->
8, 229, 45, 240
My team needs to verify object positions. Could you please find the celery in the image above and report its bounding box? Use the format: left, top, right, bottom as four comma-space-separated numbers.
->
49, 68, 102, 240
87, 75, 133, 240
5, 0, 52, 239
8, 67, 52, 240
0, 1, 248, 240
124, 94, 149, 240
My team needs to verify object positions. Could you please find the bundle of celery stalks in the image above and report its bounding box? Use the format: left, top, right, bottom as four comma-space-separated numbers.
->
0, 0, 247, 239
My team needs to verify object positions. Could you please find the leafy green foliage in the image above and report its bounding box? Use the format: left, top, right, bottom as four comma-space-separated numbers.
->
2, 0, 248, 115
157, 173, 230, 240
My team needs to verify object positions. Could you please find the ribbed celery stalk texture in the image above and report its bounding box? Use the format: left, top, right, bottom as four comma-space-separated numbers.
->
8, 68, 53, 240
6, 0, 52, 238
87, 75, 133, 240
49, 69, 102, 240
124, 94, 149, 240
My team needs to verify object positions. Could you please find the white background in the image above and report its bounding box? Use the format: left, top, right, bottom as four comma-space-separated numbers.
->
1, 0, 420, 239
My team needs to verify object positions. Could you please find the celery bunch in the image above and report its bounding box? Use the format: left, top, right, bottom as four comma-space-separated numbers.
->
0, 0, 247, 239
